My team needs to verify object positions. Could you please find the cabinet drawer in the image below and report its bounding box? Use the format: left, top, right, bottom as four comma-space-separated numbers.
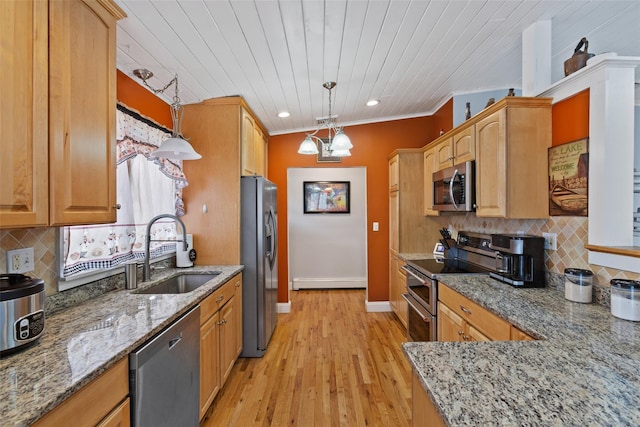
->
439, 285, 510, 341
200, 281, 234, 323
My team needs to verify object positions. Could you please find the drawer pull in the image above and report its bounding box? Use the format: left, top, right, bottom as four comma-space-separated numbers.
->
216, 295, 224, 302
457, 330, 464, 336
460, 305, 472, 315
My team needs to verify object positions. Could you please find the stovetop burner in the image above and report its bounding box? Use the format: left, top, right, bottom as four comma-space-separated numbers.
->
406, 257, 491, 279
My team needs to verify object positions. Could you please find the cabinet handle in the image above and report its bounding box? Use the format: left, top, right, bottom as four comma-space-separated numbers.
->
457, 330, 464, 336
462, 335, 470, 341
460, 305, 472, 315
113, 203, 121, 210
216, 295, 224, 302
235, 282, 241, 287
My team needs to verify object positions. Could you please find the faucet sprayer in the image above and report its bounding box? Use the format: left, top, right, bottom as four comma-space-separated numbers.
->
144, 214, 188, 281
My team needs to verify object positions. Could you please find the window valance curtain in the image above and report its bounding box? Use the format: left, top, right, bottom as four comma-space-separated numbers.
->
61, 104, 189, 277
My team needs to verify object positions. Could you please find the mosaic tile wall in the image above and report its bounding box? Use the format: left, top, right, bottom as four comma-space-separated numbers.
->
435, 214, 640, 287
0, 228, 59, 294
2, 214, 639, 296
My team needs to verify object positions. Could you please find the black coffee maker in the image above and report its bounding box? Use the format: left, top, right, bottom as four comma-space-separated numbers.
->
488, 234, 546, 287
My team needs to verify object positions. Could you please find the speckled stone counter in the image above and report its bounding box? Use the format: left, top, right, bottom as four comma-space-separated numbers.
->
0, 265, 243, 427
403, 275, 640, 426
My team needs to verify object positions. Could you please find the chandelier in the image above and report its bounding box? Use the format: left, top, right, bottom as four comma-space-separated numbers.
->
298, 82, 352, 157
133, 69, 201, 160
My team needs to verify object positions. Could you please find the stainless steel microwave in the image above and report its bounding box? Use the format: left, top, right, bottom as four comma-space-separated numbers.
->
432, 161, 475, 212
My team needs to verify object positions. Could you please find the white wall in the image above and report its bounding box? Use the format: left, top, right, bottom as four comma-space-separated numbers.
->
287, 167, 367, 290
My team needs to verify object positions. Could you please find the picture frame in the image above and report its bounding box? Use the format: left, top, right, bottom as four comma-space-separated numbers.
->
303, 181, 350, 214
548, 138, 589, 216
316, 139, 342, 163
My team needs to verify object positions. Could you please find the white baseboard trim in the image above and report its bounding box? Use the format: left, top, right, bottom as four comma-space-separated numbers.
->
277, 302, 291, 313
292, 278, 367, 290
365, 300, 392, 312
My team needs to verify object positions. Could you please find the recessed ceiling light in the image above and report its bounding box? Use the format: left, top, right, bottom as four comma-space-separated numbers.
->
278, 111, 290, 118
366, 99, 380, 107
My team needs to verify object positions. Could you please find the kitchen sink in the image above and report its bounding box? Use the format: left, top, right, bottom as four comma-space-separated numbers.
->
135, 273, 220, 294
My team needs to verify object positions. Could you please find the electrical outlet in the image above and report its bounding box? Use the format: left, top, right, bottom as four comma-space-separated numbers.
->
542, 233, 557, 251
6, 248, 35, 274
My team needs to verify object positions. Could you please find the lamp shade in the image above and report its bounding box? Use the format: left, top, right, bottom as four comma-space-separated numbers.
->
151, 137, 202, 160
330, 130, 353, 150
298, 135, 319, 154
331, 148, 351, 157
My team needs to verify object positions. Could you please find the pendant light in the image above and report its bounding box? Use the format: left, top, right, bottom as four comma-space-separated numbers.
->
133, 69, 201, 160
298, 81, 352, 156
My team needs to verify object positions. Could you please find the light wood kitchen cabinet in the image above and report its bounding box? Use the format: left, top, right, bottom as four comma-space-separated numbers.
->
422, 144, 440, 216
412, 371, 447, 427
388, 150, 439, 325
511, 326, 535, 341
199, 274, 243, 420
438, 284, 511, 341
1, 0, 49, 228
474, 97, 552, 218
1, 0, 124, 229
241, 107, 268, 176
182, 97, 269, 264
32, 358, 130, 427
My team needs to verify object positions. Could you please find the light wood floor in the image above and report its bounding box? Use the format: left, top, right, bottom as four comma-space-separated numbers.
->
202, 289, 412, 426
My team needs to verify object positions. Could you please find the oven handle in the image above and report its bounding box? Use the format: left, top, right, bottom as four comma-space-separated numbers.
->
402, 293, 433, 321
401, 265, 429, 284
450, 168, 460, 210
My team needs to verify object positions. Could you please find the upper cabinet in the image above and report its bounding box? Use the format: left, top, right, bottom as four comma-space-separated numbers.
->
434, 124, 476, 171
241, 108, 268, 177
182, 97, 269, 265
1, 1, 49, 228
1, 0, 125, 229
474, 97, 551, 218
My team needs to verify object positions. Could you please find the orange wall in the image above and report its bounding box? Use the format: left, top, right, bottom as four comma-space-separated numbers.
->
551, 89, 589, 146
269, 117, 433, 302
431, 98, 454, 142
116, 70, 172, 129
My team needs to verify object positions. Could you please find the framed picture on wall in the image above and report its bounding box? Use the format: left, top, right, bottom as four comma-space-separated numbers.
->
316, 139, 342, 163
548, 138, 589, 216
303, 181, 350, 214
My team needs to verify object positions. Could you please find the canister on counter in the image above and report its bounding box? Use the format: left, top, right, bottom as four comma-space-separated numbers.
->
564, 268, 593, 303
610, 279, 640, 321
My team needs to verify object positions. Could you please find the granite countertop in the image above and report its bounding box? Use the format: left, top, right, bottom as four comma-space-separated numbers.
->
403, 275, 640, 426
0, 265, 243, 427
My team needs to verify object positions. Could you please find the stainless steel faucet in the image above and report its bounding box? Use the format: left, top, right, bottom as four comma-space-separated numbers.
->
144, 214, 189, 281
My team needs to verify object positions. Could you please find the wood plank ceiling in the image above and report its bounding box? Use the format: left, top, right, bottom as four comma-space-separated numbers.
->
115, 0, 640, 135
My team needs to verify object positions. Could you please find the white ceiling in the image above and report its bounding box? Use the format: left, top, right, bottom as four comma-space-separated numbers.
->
115, 0, 640, 136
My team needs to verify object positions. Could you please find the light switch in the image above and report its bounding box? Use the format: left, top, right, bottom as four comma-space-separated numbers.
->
373, 222, 379, 232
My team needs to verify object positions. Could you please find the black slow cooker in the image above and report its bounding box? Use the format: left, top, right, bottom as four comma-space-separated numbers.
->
0, 274, 45, 355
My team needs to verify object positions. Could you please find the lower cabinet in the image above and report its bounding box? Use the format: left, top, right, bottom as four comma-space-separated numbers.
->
437, 284, 536, 342
412, 372, 446, 427
199, 273, 243, 420
389, 252, 408, 327
32, 358, 130, 427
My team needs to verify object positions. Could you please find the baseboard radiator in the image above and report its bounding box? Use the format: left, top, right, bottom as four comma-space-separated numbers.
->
292, 278, 367, 290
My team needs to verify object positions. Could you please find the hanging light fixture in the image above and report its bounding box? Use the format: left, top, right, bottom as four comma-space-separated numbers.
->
132, 68, 202, 160
297, 81, 352, 156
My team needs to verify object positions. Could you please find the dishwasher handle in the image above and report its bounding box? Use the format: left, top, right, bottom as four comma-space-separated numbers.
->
168, 333, 182, 350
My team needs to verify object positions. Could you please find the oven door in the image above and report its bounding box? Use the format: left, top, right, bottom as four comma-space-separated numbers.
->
402, 293, 437, 342
402, 265, 437, 315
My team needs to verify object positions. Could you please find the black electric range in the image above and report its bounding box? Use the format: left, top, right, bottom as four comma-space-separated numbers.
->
405, 257, 492, 280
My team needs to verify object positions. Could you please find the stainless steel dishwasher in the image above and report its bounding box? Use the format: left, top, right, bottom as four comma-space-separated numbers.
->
130, 306, 200, 427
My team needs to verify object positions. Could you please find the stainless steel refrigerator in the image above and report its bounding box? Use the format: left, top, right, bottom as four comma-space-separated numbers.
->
240, 176, 278, 357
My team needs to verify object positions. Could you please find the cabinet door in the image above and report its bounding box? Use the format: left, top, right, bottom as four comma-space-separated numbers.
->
475, 109, 507, 217
241, 109, 256, 176
435, 139, 454, 170
219, 297, 236, 386
422, 147, 439, 216
395, 261, 408, 327
199, 313, 220, 420
0, 1, 49, 228
389, 155, 399, 191
452, 125, 475, 163
466, 324, 491, 342
254, 126, 267, 177
389, 191, 399, 253
49, 0, 118, 225
97, 399, 131, 427
437, 302, 463, 342
233, 276, 243, 358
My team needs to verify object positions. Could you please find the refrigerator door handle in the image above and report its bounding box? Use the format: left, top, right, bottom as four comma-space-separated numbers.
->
267, 207, 277, 269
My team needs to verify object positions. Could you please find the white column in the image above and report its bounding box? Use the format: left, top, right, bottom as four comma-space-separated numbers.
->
522, 21, 552, 96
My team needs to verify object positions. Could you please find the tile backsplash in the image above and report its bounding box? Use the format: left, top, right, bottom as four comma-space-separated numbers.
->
437, 214, 640, 287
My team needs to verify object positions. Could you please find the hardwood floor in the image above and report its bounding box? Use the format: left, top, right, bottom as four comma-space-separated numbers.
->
202, 289, 412, 426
